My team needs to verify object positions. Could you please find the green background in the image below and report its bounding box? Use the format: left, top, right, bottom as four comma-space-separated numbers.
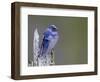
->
28, 15, 88, 65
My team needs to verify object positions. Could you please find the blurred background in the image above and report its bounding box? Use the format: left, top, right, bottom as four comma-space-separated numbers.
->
28, 15, 88, 66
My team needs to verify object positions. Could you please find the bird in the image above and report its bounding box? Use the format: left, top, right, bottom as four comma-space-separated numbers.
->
39, 25, 59, 58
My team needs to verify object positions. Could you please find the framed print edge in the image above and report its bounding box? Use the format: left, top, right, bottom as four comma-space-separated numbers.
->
11, 2, 98, 80
94, 6, 98, 75
11, 2, 21, 80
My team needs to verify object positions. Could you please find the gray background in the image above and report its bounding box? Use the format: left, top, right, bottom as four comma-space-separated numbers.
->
28, 15, 88, 65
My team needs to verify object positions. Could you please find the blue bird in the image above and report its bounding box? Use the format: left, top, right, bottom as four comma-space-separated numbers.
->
39, 25, 59, 57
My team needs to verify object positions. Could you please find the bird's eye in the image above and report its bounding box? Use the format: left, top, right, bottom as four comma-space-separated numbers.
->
52, 28, 57, 31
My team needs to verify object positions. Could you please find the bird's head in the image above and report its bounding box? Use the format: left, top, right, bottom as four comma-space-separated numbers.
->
48, 25, 58, 32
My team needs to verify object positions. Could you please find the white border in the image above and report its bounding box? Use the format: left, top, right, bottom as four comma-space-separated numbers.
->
20, 7, 95, 75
